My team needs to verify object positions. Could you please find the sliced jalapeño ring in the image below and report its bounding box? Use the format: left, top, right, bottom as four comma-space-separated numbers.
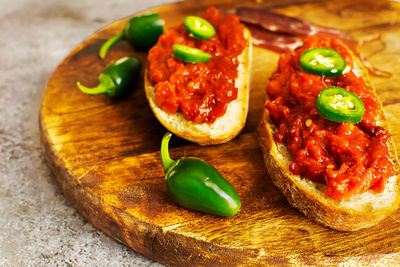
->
184, 16, 216, 39
172, 44, 212, 63
300, 47, 346, 77
316, 86, 365, 123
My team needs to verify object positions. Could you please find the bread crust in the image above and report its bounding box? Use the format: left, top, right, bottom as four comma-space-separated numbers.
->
145, 28, 252, 146
257, 41, 400, 231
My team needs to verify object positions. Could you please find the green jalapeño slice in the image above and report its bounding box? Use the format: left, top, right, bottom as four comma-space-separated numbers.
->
316, 87, 365, 123
300, 48, 346, 77
184, 16, 216, 39
173, 44, 212, 63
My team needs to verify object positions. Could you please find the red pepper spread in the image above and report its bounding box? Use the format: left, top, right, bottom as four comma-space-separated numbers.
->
266, 36, 395, 200
147, 7, 246, 123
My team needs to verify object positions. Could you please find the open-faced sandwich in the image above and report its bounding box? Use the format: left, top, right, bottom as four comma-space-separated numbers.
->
145, 7, 252, 145
257, 35, 400, 231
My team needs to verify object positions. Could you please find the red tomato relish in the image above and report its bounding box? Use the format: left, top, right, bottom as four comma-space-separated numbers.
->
147, 7, 246, 123
266, 36, 395, 200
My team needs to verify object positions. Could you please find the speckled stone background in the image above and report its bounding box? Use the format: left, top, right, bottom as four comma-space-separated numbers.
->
0, 0, 176, 266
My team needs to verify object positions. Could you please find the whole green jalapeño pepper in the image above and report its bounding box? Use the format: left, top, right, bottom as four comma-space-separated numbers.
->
99, 13, 164, 59
77, 56, 141, 98
161, 133, 241, 216
316, 86, 365, 123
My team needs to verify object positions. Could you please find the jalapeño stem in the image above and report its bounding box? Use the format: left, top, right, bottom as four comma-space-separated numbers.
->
77, 74, 115, 95
99, 32, 124, 59
161, 132, 176, 174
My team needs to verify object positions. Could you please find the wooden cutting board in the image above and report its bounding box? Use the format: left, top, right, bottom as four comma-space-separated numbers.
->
40, 0, 400, 265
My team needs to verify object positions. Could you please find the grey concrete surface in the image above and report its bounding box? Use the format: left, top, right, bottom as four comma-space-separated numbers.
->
0, 0, 177, 266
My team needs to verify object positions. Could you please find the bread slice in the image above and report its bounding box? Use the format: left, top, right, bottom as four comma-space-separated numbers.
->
145, 28, 252, 146
257, 41, 400, 231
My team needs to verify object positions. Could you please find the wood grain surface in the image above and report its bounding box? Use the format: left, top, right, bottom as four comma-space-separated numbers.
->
40, 0, 400, 265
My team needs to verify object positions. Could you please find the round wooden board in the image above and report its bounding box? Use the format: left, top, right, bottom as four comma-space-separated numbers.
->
40, 0, 400, 265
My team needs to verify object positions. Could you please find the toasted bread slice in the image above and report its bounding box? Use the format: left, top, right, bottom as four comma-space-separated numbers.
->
257, 41, 400, 231
145, 28, 252, 146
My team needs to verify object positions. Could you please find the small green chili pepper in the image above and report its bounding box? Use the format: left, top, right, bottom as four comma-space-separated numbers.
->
161, 133, 241, 216
184, 16, 216, 39
77, 56, 141, 98
99, 13, 164, 59
300, 47, 346, 77
316, 86, 365, 123
172, 44, 212, 63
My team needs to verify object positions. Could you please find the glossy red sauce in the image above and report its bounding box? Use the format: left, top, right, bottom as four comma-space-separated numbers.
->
147, 7, 246, 123
266, 36, 395, 200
